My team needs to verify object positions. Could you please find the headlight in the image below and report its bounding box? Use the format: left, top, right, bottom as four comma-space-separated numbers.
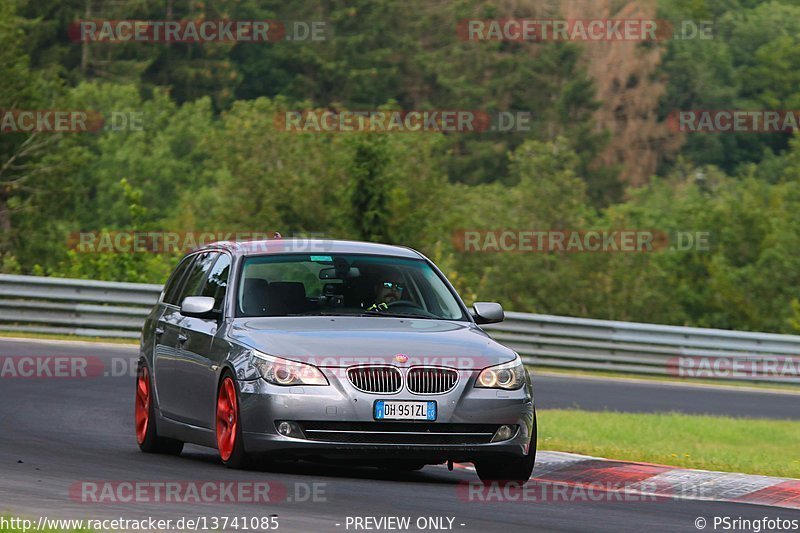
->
475, 357, 526, 390
251, 351, 328, 386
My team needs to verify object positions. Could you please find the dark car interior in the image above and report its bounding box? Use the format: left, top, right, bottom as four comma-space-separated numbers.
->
237, 265, 438, 317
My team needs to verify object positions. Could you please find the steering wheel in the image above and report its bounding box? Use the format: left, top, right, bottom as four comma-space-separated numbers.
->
385, 300, 421, 309
384, 300, 439, 318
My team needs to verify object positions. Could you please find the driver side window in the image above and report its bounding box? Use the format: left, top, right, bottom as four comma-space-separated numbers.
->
177, 252, 218, 305
201, 254, 231, 313
163, 255, 196, 306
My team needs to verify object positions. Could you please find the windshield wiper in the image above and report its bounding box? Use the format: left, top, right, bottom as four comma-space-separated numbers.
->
288, 311, 368, 317
286, 310, 438, 320
362, 310, 437, 320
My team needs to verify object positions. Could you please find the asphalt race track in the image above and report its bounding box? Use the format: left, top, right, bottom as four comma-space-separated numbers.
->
1, 337, 799, 533
534, 373, 800, 420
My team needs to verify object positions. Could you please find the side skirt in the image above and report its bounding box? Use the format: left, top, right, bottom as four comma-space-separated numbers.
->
157, 408, 218, 449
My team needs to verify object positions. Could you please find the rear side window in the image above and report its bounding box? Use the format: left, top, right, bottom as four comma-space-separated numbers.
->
162, 255, 197, 305
178, 252, 219, 302
201, 253, 231, 312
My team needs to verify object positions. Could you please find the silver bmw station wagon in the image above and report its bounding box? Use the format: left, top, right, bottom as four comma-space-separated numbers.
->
136, 239, 536, 482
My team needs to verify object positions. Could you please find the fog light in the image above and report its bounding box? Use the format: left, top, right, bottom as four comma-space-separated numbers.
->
491, 425, 515, 442
276, 421, 304, 438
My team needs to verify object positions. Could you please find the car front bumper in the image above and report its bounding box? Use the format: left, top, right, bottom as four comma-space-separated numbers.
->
237, 368, 535, 462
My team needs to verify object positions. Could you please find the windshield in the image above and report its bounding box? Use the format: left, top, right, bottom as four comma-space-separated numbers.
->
236, 254, 467, 320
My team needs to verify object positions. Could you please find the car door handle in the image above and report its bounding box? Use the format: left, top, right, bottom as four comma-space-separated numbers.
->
155, 327, 165, 337
177, 333, 189, 344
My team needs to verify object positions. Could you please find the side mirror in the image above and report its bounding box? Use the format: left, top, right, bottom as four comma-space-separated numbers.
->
472, 302, 504, 324
180, 296, 218, 319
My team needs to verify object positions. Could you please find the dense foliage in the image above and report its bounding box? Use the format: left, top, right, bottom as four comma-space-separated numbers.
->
3, 0, 800, 333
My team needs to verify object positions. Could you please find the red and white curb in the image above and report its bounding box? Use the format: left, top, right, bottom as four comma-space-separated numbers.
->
455, 452, 800, 510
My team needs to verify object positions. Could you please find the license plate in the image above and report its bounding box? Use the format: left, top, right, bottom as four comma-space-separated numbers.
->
374, 400, 436, 421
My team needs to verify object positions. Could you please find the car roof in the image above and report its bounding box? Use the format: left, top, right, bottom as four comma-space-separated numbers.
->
198, 239, 424, 259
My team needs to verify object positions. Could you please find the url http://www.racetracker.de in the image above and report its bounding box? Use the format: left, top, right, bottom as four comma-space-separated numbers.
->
0, 515, 281, 532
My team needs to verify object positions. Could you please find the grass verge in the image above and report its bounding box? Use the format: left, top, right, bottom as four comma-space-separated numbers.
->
538, 409, 800, 478
0, 331, 137, 345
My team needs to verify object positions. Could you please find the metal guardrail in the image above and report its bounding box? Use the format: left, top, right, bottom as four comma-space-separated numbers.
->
483, 313, 800, 383
1, 274, 798, 383
0, 274, 161, 339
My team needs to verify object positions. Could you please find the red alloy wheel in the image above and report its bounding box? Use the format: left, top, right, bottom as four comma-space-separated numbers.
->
216, 377, 239, 461
135, 366, 150, 445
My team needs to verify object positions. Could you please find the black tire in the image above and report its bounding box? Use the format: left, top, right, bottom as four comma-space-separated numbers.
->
136, 362, 184, 455
475, 415, 537, 483
217, 372, 252, 469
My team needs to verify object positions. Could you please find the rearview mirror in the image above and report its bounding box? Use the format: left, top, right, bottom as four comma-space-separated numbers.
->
319, 266, 360, 279
180, 296, 217, 318
472, 302, 504, 324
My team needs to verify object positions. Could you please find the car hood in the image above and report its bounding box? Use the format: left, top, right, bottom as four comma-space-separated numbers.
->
228, 317, 517, 369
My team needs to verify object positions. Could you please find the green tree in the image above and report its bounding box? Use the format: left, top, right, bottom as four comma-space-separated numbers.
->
349, 136, 390, 242
0, 0, 59, 263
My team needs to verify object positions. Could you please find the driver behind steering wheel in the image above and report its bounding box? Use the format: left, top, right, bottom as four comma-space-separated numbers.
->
367, 277, 405, 311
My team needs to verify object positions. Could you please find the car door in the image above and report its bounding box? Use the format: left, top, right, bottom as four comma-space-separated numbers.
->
154, 252, 216, 425
177, 252, 232, 428
152, 253, 197, 417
